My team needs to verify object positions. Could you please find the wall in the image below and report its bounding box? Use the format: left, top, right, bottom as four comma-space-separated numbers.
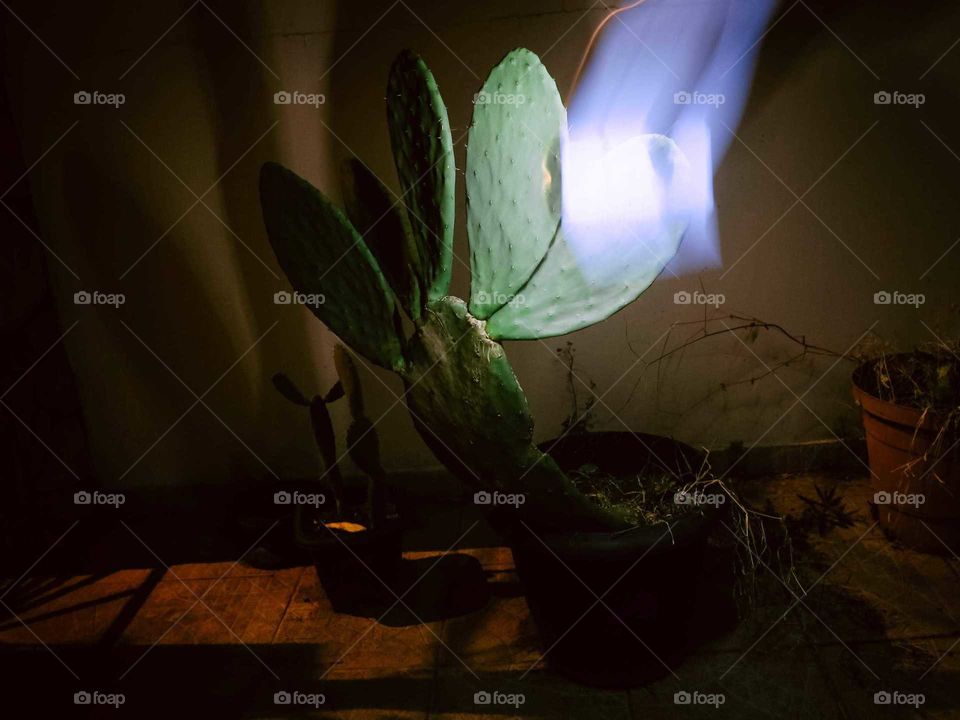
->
3, 0, 958, 489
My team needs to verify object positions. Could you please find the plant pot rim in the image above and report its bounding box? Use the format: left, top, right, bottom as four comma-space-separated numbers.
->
519, 506, 723, 559
293, 507, 402, 549
519, 431, 723, 557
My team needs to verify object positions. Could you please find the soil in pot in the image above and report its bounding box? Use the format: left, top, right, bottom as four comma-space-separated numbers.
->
852, 352, 960, 554
510, 432, 737, 688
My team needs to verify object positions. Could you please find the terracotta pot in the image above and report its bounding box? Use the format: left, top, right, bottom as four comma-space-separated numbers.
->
852, 356, 960, 554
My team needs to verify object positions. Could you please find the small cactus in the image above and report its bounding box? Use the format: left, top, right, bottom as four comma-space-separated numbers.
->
272, 344, 386, 527
260, 49, 690, 532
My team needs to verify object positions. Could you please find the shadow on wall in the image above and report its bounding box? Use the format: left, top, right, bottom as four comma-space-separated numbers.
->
68, 4, 289, 489
4, 0, 348, 490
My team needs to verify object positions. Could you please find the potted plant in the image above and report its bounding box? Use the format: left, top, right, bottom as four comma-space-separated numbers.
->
273, 344, 401, 612
852, 345, 960, 554
259, 48, 732, 684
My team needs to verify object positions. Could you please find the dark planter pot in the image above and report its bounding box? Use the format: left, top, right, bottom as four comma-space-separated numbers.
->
853, 356, 960, 554
294, 506, 404, 614
508, 432, 735, 688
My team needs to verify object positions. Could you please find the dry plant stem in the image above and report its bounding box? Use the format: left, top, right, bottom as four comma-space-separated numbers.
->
621, 313, 852, 412
654, 449, 799, 602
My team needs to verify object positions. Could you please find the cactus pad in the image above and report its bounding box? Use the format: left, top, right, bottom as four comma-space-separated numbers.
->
340, 158, 422, 321
485, 134, 688, 339
403, 297, 535, 467
467, 49, 565, 320
401, 297, 628, 530
386, 50, 455, 306
259, 162, 405, 371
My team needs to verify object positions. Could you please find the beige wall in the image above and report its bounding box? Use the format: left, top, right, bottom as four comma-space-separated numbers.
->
4, 1, 959, 488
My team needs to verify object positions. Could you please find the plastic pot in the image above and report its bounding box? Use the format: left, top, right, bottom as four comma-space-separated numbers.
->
853, 356, 960, 554
294, 506, 403, 614
508, 432, 735, 687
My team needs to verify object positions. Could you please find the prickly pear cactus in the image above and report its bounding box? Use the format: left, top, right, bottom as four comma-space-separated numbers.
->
260, 49, 689, 532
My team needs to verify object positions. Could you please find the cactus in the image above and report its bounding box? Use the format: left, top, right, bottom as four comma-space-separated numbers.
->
260, 49, 689, 532
272, 345, 387, 527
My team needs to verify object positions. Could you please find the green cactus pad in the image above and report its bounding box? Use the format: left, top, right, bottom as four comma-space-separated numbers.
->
386, 50, 455, 306
403, 297, 534, 465
259, 162, 405, 371
401, 297, 628, 530
466, 48, 565, 320
340, 158, 422, 321
485, 134, 689, 339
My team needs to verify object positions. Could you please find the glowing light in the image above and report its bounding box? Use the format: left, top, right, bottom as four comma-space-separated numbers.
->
564, 0, 777, 276
562, 133, 690, 283
564, 136, 660, 227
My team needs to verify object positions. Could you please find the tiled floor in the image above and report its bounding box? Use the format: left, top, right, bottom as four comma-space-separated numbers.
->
1, 474, 959, 718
